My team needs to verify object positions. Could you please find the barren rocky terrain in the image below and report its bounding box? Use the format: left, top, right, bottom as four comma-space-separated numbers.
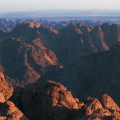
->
0, 72, 120, 120
0, 21, 120, 119
0, 21, 120, 86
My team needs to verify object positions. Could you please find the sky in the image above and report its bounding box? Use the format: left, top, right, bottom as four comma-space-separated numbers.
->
0, 0, 120, 13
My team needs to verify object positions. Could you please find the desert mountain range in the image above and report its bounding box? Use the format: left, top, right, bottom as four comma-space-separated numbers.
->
0, 18, 113, 32
0, 21, 120, 119
0, 21, 120, 86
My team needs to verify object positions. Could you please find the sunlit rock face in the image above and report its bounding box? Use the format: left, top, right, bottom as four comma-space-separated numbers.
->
0, 72, 13, 100
0, 73, 28, 120
10, 80, 120, 120
0, 100, 29, 120
10, 80, 83, 120
72, 94, 120, 120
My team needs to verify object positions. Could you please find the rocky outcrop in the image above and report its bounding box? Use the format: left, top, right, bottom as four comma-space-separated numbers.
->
0, 73, 13, 99
0, 100, 29, 120
73, 94, 120, 120
10, 80, 82, 120
0, 73, 28, 120
10, 80, 120, 120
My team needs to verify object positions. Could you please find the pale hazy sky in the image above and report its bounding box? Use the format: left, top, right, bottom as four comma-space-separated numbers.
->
0, 0, 120, 13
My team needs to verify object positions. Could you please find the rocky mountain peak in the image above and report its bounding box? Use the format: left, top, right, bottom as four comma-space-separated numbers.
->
78, 22, 85, 27
27, 21, 40, 28
3, 18, 9, 22
68, 22, 77, 28
15, 21, 40, 29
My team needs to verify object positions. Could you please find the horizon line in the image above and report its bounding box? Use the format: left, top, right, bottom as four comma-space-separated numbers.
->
1, 9, 120, 14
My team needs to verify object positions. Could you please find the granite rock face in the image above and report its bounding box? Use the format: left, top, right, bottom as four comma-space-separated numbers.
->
11, 80, 82, 120
0, 100, 29, 120
0, 73, 28, 120
0, 72, 120, 120
0, 73, 13, 99
73, 94, 120, 120
10, 80, 120, 120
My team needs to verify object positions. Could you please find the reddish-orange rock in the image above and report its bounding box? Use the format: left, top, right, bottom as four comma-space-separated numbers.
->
100, 94, 120, 113
0, 73, 13, 99
11, 80, 83, 120
10, 80, 120, 120
0, 73, 29, 120
0, 100, 29, 120
73, 94, 120, 120
0, 92, 5, 103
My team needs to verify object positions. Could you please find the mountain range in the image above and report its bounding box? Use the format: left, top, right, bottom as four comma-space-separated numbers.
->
0, 21, 120, 87
0, 18, 114, 32
0, 20, 120, 119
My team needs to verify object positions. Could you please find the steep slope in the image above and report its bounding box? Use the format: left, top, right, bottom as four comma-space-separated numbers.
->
6, 22, 120, 66
0, 72, 13, 99
0, 37, 62, 86
57, 23, 120, 65
10, 80, 120, 120
38, 41, 120, 106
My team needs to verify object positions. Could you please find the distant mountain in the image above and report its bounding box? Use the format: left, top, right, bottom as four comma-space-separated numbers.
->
1, 9, 120, 18
0, 18, 114, 32
0, 21, 120, 86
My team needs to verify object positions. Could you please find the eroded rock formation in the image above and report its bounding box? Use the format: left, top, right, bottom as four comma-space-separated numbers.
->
10, 80, 120, 120
0, 73, 28, 120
